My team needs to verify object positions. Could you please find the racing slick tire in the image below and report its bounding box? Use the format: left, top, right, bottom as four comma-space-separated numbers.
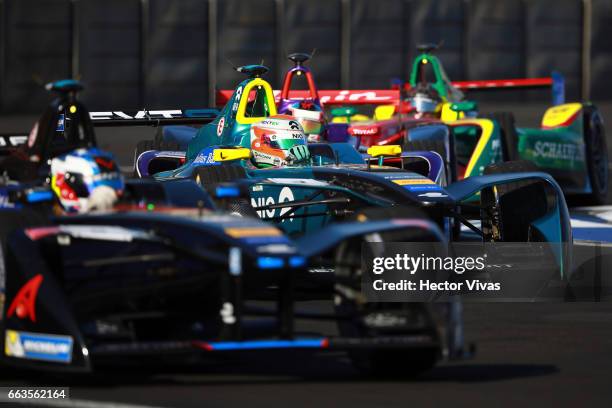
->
193, 165, 254, 216
333, 206, 442, 377
481, 112, 519, 161
132, 139, 182, 177
403, 139, 457, 183
484, 160, 575, 299
583, 105, 608, 205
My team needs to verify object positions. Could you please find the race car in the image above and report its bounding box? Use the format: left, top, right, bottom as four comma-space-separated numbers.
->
127, 65, 573, 262
0, 80, 474, 375
341, 44, 608, 204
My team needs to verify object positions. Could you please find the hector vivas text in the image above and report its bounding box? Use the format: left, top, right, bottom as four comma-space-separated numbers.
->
370, 253, 501, 293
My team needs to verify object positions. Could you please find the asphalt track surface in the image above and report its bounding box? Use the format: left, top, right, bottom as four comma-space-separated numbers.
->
1, 103, 612, 406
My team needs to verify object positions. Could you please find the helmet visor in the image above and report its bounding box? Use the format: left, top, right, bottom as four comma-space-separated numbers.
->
300, 119, 323, 135
270, 137, 306, 150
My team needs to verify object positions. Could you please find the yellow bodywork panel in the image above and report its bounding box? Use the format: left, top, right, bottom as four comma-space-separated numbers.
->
541, 103, 582, 128
446, 119, 495, 178
331, 114, 371, 123
440, 103, 465, 122
373, 105, 396, 120
367, 145, 402, 157
213, 147, 251, 162
236, 78, 278, 124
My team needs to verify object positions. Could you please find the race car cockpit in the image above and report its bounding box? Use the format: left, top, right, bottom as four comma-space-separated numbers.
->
278, 52, 326, 141
409, 43, 465, 104
185, 65, 279, 161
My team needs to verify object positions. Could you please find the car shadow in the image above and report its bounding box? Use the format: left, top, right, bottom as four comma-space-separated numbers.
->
0, 350, 559, 387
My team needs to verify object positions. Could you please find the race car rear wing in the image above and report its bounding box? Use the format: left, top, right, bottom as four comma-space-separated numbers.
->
89, 108, 219, 127
216, 89, 400, 107
1, 108, 219, 152
216, 72, 565, 107
0, 134, 28, 149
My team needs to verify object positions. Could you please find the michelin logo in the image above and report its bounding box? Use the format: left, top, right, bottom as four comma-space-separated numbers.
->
5, 330, 73, 363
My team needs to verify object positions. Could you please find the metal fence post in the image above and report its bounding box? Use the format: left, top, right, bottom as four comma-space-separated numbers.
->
0, 0, 5, 111
70, 0, 80, 80
140, 0, 149, 107
341, 0, 351, 88
582, 0, 592, 101
208, 0, 218, 106
275, 0, 285, 86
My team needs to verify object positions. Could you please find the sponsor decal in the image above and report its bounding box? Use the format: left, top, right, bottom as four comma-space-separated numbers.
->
194, 151, 216, 165
256, 244, 296, 254
56, 114, 65, 132
232, 87, 243, 112
157, 151, 186, 158
350, 126, 379, 136
404, 184, 443, 192
224, 227, 282, 238
418, 192, 448, 198
7, 275, 43, 322
251, 187, 295, 220
5, 330, 73, 363
533, 141, 581, 161
392, 179, 435, 186
0, 189, 13, 208
318, 90, 396, 104
260, 120, 280, 127
265, 178, 328, 187
217, 117, 225, 136
89, 110, 183, 120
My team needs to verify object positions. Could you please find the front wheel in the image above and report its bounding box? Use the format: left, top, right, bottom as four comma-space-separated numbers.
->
584, 106, 608, 205
333, 206, 442, 377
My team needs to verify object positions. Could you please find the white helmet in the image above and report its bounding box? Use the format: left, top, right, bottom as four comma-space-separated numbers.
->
250, 115, 311, 168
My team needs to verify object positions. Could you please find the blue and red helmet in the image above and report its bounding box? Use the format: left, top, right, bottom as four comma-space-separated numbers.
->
50, 148, 124, 213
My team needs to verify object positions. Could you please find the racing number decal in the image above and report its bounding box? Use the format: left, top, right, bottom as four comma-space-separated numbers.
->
278, 187, 294, 221
217, 117, 225, 137
251, 187, 295, 221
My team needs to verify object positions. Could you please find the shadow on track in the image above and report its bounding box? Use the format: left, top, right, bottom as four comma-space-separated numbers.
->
0, 350, 558, 387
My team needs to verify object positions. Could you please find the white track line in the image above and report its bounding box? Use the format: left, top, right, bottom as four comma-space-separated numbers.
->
0, 395, 166, 408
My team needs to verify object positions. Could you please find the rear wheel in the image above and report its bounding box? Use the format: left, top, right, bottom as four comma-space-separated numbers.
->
583, 106, 608, 205
333, 206, 441, 377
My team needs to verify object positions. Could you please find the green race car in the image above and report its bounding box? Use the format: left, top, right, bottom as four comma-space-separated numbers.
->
342, 44, 608, 204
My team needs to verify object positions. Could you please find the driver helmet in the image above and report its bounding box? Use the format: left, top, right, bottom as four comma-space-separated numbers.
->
250, 115, 311, 168
50, 148, 124, 213
408, 85, 442, 115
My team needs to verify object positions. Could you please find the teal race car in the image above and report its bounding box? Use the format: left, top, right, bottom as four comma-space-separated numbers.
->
123, 65, 573, 277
